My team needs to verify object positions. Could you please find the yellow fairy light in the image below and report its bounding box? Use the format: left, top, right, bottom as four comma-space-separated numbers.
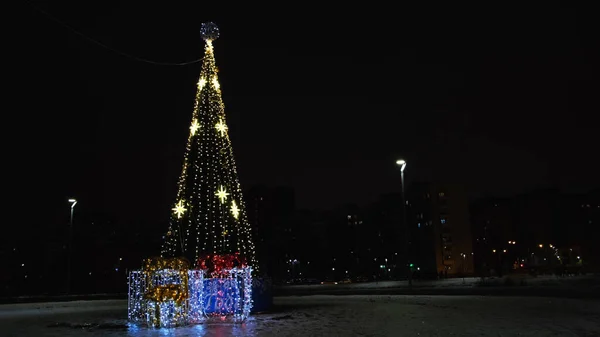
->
231, 200, 240, 219
172, 200, 187, 219
189, 119, 200, 136
215, 119, 228, 137
215, 186, 229, 204
197, 77, 206, 90
212, 76, 220, 90
222, 229, 228, 236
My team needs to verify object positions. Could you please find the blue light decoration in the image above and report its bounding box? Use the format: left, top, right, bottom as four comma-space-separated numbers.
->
187, 270, 205, 323
202, 266, 253, 321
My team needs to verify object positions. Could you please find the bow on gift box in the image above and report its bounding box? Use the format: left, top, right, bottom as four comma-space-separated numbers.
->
196, 252, 247, 277
142, 257, 190, 305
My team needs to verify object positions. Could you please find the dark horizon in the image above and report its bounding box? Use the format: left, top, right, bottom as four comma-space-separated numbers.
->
10, 2, 599, 230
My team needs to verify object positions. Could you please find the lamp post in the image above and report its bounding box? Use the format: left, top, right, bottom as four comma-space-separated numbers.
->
396, 159, 411, 286
461, 252, 466, 284
67, 198, 77, 294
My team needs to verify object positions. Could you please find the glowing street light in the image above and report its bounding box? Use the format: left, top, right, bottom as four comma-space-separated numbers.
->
67, 198, 78, 294
396, 159, 407, 171
396, 159, 409, 286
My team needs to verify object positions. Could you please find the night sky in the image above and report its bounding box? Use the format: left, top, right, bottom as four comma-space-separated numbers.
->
11, 2, 599, 230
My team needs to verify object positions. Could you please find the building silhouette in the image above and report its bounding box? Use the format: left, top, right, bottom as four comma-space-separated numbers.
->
245, 185, 296, 279
408, 182, 473, 277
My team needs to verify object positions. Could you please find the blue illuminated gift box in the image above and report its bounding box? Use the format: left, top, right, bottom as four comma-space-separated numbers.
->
199, 266, 253, 320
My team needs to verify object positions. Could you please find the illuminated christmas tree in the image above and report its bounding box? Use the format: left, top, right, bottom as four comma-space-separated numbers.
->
161, 22, 257, 271
128, 23, 257, 326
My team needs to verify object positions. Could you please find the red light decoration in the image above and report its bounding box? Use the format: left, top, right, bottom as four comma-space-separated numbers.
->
196, 253, 247, 277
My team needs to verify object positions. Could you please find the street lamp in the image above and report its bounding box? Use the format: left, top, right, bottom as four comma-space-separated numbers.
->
396, 159, 410, 286
67, 198, 77, 294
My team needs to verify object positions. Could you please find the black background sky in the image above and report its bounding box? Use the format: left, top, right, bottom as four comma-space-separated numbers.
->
9, 2, 599, 230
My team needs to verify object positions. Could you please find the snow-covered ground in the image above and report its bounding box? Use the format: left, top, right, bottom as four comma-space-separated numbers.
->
279, 274, 600, 290
1, 295, 599, 336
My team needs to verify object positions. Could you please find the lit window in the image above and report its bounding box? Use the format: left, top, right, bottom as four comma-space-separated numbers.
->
439, 192, 445, 197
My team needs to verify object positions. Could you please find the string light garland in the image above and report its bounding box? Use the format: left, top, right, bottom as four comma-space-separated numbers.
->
128, 22, 257, 326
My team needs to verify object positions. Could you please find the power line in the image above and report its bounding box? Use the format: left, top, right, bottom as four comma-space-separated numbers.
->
25, 1, 203, 66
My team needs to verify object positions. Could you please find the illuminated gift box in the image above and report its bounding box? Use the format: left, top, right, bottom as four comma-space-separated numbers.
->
128, 257, 190, 328
128, 268, 205, 326
196, 253, 253, 321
